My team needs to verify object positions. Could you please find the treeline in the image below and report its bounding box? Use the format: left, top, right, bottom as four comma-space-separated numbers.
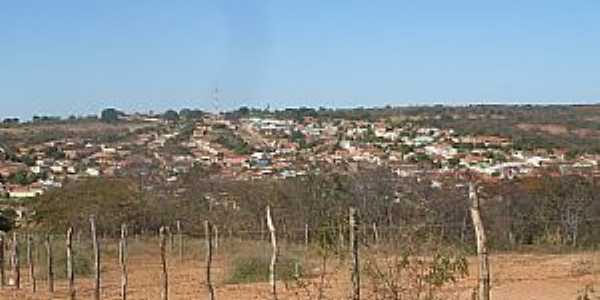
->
27, 165, 600, 251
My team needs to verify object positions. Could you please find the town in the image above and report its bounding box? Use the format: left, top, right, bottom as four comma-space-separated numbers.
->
2, 105, 598, 201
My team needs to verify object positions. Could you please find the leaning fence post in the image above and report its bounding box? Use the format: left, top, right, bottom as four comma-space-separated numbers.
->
67, 227, 75, 300
119, 223, 128, 300
11, 232, 19, 289
160, 226, 168, 300
27, 234, 36, 292
266, 205, 278, 300
204, 221, 215, 300
45, 234, 54, 293
0, 233, 4, 288
349, 207, 360, 300
469, 182, 490, 300
90, 215, 101, 300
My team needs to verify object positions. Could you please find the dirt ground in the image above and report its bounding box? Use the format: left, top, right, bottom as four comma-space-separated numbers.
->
1, 249, 599, 300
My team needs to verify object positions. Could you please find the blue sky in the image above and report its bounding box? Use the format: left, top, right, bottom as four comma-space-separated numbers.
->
1, 1, 599, 119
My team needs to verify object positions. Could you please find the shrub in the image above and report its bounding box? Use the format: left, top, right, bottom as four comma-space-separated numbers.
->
227, 254, 303, 284
364, 247, 468, 300
53, 244, 93, 279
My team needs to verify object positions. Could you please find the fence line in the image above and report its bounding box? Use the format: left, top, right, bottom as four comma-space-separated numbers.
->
1, 184, 562, 300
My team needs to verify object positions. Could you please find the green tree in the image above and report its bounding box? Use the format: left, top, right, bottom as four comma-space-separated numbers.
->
0, 208, 17, 232
180, 109, 204, 119
100, 108, 122, 123
162, 110, 180, 122
9, 170, 30, 185
33, 178, 142, 232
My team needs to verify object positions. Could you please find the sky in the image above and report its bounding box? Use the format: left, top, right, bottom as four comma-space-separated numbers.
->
1, 1, 600, 120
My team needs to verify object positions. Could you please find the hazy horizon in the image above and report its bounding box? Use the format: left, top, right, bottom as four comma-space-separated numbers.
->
5, 100, 600, 122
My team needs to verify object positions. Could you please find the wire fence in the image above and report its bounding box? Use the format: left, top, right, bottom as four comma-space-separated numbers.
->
2, 211, 600, 299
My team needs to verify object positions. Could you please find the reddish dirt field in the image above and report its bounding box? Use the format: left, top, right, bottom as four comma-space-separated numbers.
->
1, 247, 600, 300
516, 123, 569, 135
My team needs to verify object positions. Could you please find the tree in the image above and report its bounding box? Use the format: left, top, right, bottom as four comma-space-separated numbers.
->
238, 106, 250, 116
180, 109, 204, 120
290, 130, 306, 148
100, 108, 122, 123
0, 208, 16, 232
33, 178, 142, 232
2, 118, 19, 125
162, 110, 180, 122
9, 170, 30, 185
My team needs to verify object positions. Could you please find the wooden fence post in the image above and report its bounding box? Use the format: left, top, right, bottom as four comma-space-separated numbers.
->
90, 215, 101, 300
0, 233, 4, 288
160, 226, 168, 300
176, 220, 183, 262
304, 223, 309, 248
67, 227, 75, 300
45, 234, 54, 293
338, 222, 345, 250
266, 205, 278, 300
119, 223, 128, 300
349, 207, 360, 300
11, 232, 19, 289
213, 226, 219, 251
27, 234, 36, 292
469, 182, 490, 300
204, 221, 215, 300
372, 222, 379, 247
169, 226, 174, 255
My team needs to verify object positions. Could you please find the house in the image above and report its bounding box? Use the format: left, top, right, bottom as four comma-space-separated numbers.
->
50, 165, 64, 174
0, 162, 27, 178
86, 168, 100, 177
7, 185, 44, 198
224, 156, 248, 167
30, 165, 43, 174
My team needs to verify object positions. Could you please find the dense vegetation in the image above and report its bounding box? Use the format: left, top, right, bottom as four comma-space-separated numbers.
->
27, 164, 600, 251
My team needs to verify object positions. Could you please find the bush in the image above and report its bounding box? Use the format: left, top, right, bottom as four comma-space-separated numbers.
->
364, 247, 468, 300
54, 244, 93, 279
227, 254, 302, 284
29, 237, 94, 280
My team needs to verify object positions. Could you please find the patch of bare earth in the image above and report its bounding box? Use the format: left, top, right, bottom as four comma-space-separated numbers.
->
516, 123, 569, 135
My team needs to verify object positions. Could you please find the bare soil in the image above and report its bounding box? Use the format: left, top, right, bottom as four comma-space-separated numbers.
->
516, 123, 569, 135
1, 249, 599, 299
